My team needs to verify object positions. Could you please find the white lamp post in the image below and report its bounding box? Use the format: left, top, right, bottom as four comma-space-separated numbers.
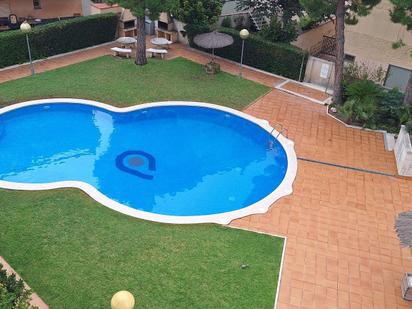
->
111, 291, 135, 309
20, 21, 35, 76
239, 29, 249, 78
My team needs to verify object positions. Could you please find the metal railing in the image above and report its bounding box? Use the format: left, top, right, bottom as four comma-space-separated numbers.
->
249, 11, 269, 31
270, 123, 288, 139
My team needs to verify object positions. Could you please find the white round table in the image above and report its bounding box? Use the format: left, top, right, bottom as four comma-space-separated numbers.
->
117, 37, 137, 48
150, 37, 172, 49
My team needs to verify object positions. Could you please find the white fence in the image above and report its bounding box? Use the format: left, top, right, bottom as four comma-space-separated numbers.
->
394, 125, 412, 177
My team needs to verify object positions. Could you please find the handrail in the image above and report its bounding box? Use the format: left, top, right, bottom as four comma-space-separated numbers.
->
270, 123, 288, 138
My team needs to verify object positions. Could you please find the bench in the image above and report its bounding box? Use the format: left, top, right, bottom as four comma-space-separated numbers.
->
111, 47, 132, 58
146, 48, 168, 59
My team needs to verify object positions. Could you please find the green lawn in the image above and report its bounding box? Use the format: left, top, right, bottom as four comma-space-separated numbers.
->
0, 56, 282, 308
0, 189, 283, 308
0, 56, 269, 109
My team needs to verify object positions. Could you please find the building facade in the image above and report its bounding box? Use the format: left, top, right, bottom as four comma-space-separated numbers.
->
296, 0, 412, 92
345, 0, 412, 92
0, 0, 89, 19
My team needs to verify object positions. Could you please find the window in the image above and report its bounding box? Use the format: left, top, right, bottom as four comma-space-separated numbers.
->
344, 54, 355, 63
33, 0, 41, 9
384, 64, 412, 93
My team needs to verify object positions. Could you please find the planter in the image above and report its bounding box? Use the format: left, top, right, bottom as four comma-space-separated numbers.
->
205, 61, 220, 74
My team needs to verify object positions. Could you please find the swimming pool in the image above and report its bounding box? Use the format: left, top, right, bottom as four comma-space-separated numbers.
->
0, 99, 297, 224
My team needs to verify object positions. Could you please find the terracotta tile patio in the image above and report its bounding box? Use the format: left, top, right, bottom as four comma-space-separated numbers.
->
280, 80, 330, 102
232, 161, 412, 308
245, 90, 397, 175
0, 40, 411, 309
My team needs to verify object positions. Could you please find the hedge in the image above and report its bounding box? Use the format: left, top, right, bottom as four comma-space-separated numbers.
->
194, 27, 308, 80
0, 13, 118, 69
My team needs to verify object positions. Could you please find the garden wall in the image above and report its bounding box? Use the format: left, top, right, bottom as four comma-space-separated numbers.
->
0, 13, 118, 69
292, 20, 335, 51
193, 27, 308, 80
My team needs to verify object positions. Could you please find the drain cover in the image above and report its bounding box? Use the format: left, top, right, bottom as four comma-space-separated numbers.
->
115, 150, 156, 180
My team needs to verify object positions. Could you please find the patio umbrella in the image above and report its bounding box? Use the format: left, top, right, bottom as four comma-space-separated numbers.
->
395, 211, 412, 248
194, 31, 234, 61
117, 37, 137, 45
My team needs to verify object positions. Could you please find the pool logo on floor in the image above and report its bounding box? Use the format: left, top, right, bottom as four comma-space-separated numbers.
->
115, 150, 156, 180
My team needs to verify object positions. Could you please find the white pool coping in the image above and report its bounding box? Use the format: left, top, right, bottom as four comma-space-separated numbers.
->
0, 98, 298, 225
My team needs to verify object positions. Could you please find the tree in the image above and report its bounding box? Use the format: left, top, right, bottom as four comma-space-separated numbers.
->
237, 0, 303, 24
107, 0, 176, 65
390, 0, 412, 105
173, 0, 223, 46
299, 0, 380, 105
259, 18, 299, 43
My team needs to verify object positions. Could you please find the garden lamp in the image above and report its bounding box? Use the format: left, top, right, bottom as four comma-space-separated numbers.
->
20, 21, 35, 76
239, 29, 249, 78
111, 290, 135, 309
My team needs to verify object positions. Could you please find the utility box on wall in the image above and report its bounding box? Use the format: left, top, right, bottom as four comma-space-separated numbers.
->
303, 56, 335, 90
145, 16, 155, 35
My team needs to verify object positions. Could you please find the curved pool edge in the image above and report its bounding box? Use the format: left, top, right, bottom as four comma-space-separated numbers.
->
0, 98, 298, 225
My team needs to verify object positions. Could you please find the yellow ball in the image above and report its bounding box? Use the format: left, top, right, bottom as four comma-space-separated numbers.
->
111, 291, 135, 309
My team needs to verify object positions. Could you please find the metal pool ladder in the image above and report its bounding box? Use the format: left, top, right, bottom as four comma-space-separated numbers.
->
270, 123, 288, 139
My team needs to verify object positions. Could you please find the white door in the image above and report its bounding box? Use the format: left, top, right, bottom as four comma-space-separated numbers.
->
304, 55, 335, 89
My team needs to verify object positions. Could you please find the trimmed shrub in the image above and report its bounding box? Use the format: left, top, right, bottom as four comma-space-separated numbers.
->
338, 79, 412, 132
259, 19, 299, 44
221, 16, 232, 28
376, 88, 408, 132
339, 79, 384, 129
0, 13, 118, 68
194, 27, 308, 80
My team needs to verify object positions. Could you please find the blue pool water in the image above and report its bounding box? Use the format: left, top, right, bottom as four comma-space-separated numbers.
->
0, 103, 288, 217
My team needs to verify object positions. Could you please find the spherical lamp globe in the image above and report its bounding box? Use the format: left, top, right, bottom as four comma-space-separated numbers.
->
239, 29, 249, 40
111, 291, 135, 309
20, 21, 31, 33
